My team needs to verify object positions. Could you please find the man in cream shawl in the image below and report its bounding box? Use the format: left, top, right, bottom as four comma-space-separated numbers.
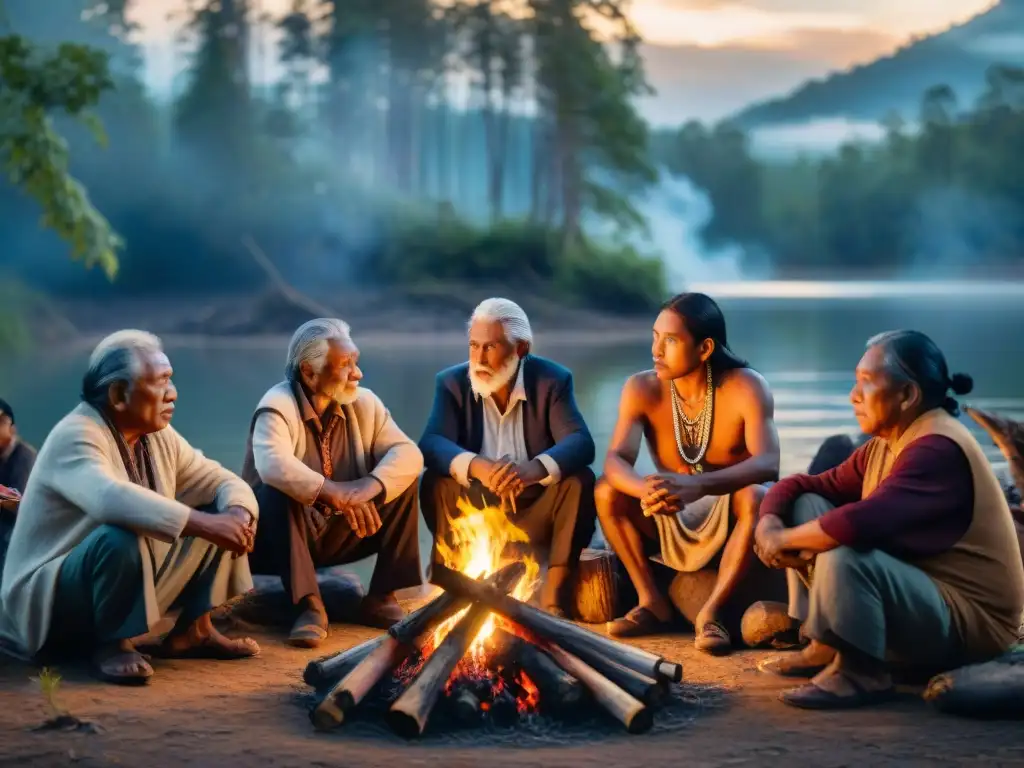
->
0, 331, 260, 685
244, 318, 424, 648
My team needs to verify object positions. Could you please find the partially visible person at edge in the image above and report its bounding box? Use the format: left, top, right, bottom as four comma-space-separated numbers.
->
244, 318, 424, 647
0, 331, 260, 685
754, 330, 1024, 710
597, 292, 780, 653
418, 298, 597, 617
0, 398, 36, 494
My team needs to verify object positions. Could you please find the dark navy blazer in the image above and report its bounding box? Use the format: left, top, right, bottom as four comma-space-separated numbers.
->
418, 355, 595, 478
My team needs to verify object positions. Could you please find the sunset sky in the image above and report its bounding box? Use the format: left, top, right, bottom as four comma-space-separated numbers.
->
129, 0, 999, 122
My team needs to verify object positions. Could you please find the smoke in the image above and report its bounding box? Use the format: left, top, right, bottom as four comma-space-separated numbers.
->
622, 172, 749, 288
905, 185, 1022, 275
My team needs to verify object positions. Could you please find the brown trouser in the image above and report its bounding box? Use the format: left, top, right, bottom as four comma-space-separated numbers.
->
249, 482, 423, 604
420, 468, 597, 572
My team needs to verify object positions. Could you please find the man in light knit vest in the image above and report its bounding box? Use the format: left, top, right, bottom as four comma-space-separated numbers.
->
754, 330, 1024, 710
418, 298, 597, 617
0, 331, 260, 685
244, 318, 423, 647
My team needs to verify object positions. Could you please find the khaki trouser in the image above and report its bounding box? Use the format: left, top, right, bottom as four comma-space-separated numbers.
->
786, 494, 964, 666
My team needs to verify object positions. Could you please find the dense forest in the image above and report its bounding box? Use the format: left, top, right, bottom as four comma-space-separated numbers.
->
1, 0, 1023, 345
653, 66, 1024, 277
0, 0, 663, 319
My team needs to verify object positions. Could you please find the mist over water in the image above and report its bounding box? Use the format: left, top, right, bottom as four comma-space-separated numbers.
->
618, 172, 746, 288
749, 118, 888, 158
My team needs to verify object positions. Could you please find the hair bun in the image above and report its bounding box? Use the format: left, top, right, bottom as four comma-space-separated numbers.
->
949, 372, 973, 396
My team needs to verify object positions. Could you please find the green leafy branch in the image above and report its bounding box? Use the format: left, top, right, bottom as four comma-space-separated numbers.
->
0, 34, 122, 279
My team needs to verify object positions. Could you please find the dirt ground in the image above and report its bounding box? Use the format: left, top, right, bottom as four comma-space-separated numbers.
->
0, 617, 1020, 768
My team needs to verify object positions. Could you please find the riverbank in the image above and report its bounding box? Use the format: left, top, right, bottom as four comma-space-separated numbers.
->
40, 287, 655, 352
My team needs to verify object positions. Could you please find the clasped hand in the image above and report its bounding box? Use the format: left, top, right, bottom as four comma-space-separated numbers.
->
319, 477, 384, 538
639, 472, 703, 516
753, 516, 812, 569
472, 455, 547, 501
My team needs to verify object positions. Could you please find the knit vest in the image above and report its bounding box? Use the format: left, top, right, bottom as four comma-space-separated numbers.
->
861, 408, 1024, 661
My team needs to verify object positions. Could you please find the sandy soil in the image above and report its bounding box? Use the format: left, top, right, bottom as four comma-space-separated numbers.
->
0, 617, 1020, 768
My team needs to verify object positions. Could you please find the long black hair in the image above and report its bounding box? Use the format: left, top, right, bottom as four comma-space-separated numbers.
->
661, 292, 749, 372
866, 330, 973, 416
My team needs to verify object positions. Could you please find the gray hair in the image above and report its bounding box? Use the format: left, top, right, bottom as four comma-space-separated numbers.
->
469, 297, 533, 348
81, 329, 164, 408
865, 329, 972, 416
286, 318, 352, 380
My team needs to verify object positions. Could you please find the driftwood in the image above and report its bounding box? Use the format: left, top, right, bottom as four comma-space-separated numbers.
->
387, 604, 492, 739
923, 648, 1024, 719
431, 564, 682, 683
544, 641, 653, 734
966, 406, 1024, 493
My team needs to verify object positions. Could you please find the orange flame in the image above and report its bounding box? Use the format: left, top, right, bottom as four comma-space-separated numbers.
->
429, 496, 540, 657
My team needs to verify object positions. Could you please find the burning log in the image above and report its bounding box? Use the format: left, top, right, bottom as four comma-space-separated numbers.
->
451, 686, 482, 726
431, 564, 683, 683
310, 563, 527, 731
543, 642, 653, 734
305, 561, 526, 691
387, 604, 492, 739
489, 688, 519, 727
303, 635, 386, 689
575, 652, 667, 709
389, 561, 525, 645
310, 636, 406, 731
496, 631, 583, 713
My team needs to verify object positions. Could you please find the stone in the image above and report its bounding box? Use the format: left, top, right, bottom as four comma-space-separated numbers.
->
667, 558, 788, 643
215, 567, 365, 626
740, 600, 796, 648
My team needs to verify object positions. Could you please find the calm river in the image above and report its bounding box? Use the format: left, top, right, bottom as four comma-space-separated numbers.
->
3, 291, 1021, 574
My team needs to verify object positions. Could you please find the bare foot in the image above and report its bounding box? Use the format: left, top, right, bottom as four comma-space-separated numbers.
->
758, 639, 837, 678
159, 613, 260, 659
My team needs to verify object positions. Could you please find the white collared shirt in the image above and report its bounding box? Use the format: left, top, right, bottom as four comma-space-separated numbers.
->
449, 363, 561, 487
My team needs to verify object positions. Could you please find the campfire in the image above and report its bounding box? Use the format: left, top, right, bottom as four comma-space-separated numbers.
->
303, 498, 683, 738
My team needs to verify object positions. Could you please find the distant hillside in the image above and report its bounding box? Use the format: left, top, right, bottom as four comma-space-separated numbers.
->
731, 0, 1024, 129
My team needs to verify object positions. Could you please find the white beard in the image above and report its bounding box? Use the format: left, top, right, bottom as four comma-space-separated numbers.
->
469, 355, 520, 399
327, 382, 360, 406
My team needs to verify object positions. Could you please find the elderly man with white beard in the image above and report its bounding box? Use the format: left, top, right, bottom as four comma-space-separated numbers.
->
243, 318, 424, 647
419, 298, 597, 617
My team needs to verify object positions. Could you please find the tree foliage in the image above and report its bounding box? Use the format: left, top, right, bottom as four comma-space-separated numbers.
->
654, 65, 1024, 276
0, 29, 120, 278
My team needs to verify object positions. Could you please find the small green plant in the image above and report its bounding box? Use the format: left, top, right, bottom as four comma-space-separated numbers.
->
30, 667, 65, 717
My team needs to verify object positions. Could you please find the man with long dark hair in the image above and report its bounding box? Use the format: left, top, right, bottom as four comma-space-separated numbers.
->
597, 293, 780, 653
